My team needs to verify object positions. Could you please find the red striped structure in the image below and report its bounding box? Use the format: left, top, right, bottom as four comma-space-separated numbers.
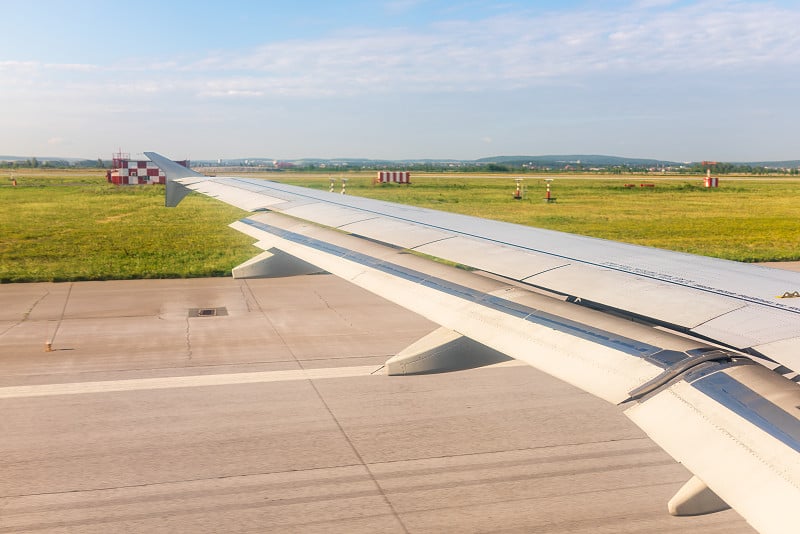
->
704, 176, 719, 188
107, 154, 189, 185
376, 171, 411, 184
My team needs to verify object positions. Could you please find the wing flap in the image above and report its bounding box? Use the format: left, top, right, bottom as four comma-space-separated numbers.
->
626, 362, 800, 534
753, 336, 800, 369
693, 304, 800, 349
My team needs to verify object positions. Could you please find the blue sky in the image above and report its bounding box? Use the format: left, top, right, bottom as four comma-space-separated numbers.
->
2, 0, 799, 161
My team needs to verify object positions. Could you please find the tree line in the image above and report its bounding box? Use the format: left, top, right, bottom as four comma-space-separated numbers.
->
0, 158, 107, 169
2, 158, 798, 175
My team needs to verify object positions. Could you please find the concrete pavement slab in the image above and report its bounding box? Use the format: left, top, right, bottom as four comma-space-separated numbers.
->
0, 276, 755, 533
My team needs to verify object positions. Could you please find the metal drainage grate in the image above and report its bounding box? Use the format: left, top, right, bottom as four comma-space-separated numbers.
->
188, 307, 228, 317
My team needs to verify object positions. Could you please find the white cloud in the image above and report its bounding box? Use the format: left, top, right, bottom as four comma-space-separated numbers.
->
166, 1, 800, 98
200, 88, 265, 98
1, 1, 799, 159
0, 60, 39, 70
2, 1, 798, 103
634, 0, 680, 8
45, 63, 98, 72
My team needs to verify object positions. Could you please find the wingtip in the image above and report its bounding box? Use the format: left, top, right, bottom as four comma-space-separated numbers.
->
145, 151, 203, 207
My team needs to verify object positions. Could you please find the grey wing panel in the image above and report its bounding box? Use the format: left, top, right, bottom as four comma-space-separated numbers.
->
524, 263, 747, 328
339, 218, 453, 249
413, 236, 570, 279
282, 203, 379, 227
694, 305, 800, 350
144, 160, 800, 369
185, 178, 313, 212
754, 336, 800, 366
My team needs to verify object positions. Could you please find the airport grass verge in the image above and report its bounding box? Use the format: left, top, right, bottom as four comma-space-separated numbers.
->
1, 169, 799, 282
0, 170, 253, 283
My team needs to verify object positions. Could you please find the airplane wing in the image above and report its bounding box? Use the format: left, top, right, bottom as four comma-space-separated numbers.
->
146, 152, 800, 534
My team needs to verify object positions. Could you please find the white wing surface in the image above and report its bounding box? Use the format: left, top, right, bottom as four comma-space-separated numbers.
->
146, 152, 800, 534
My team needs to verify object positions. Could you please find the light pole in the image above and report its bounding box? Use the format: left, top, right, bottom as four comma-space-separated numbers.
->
544, 178, 555, 203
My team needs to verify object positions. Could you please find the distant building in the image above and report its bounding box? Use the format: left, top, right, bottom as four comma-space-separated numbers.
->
106, 150, 189, 185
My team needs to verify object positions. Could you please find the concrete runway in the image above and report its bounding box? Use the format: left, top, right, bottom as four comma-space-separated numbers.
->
0, 276, 755, 533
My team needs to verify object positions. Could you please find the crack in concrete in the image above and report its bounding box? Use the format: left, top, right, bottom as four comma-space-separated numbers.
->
47, 283, 73, 347
313, 289, 356, 330
238, 281, 255, 313
184, 317, 193, 361
0, 291, 50, 337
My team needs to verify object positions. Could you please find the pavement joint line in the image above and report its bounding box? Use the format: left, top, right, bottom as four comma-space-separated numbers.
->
183, 314, 193, 361
0, 365, 382, 399
241, 278, 411, 534
48, 281, 73, 346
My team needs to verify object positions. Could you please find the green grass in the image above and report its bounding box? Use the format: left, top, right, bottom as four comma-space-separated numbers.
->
1, 169, 799, 282
0, 170, 253, 282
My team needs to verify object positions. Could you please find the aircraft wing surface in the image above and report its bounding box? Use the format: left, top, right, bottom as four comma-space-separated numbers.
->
146, 152, 800, 534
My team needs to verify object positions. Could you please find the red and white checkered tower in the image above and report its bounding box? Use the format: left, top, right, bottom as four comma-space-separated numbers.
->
107, 150, 190, 185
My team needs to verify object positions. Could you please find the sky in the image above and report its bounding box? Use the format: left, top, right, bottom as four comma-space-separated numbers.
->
1, 0, 799, 162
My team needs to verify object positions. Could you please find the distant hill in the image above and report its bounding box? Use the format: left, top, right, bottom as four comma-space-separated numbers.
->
475, 155, 679, 167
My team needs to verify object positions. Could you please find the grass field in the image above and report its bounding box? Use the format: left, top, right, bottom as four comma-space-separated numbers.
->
1, 169, 799, 282
0, 170, 252, 282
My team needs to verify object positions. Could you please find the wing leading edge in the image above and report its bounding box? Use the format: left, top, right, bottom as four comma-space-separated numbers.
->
147, 152, 800, 533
